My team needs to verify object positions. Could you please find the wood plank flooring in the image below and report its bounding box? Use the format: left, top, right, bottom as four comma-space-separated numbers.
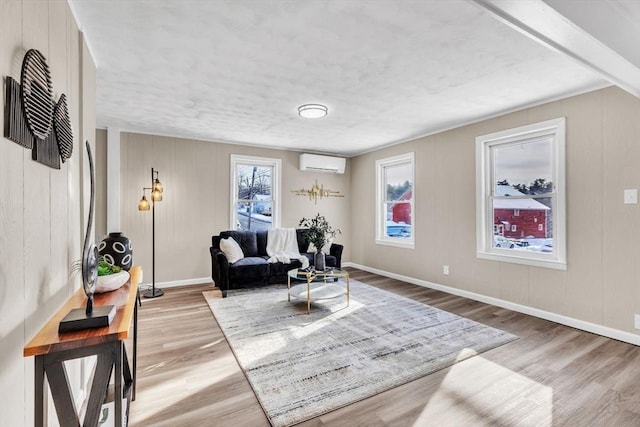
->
128, 268, 640, 426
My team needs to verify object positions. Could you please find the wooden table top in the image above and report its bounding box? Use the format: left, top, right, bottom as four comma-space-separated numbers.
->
24, 266, 142, 357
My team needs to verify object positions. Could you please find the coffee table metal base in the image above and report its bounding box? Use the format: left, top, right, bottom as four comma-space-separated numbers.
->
287, 269, 349, 314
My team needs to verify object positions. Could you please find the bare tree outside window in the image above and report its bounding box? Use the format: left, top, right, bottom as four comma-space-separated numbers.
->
235, 164, 273, 231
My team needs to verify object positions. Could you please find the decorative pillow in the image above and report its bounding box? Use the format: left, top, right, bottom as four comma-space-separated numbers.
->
307, 238, 333, 255
220, 237, 245, 263
223, 231, 258, 256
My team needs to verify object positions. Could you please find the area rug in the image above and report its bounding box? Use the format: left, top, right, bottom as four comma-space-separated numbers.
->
204, 279, 517, 426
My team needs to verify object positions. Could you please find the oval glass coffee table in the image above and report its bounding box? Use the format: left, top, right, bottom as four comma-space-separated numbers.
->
287, 268, 350, 314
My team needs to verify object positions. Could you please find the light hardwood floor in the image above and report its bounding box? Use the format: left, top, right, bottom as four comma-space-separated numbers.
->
128, 268, 640, 426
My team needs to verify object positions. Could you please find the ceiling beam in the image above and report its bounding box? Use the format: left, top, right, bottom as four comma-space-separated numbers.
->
471, 0, 640, 98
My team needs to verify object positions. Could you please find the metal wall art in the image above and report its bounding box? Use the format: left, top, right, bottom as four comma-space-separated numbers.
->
21, 49, 53, 140
32, 129, 61, 169
53, 94, 73, 162
3, 48, 74, 169
4, 77, 33, 148
292, 180, 344, 205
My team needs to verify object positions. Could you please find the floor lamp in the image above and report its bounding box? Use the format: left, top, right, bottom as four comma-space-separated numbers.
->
138, 168, 164, 298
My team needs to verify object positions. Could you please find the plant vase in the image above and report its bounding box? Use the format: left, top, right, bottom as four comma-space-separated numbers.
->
99, 232, 133, 270
314, 251, 326, 271
96, 270, 130, 293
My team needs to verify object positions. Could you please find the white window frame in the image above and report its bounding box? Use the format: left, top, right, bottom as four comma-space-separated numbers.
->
375, 152, 415, 249
475, 117, 566, 270
230, 154, 281, 230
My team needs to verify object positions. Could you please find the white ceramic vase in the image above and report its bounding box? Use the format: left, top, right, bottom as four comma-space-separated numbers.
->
96, 270, 130, 293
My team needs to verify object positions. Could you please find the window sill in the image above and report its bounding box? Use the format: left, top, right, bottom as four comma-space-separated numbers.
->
375, 239, 415, 249
477, 251, 567, 270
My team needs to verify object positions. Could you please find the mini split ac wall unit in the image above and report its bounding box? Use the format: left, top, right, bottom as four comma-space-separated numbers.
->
299, 153, 346, 174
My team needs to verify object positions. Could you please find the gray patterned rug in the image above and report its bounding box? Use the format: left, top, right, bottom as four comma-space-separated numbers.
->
204, 279, 517, 427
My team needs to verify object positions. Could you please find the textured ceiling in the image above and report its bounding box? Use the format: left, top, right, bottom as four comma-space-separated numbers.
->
69, 0, 615, 156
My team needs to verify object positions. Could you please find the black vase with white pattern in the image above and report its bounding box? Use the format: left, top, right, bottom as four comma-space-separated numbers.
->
98, 232, 133, 271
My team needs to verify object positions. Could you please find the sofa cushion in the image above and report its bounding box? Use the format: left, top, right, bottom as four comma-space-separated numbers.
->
220, 231, 258, 257
302, 252, 314, 266
296, 229, 308, 254
228, 257, 269, 280
325, 255, 337, 268
256, 230, 268, 256
219, 237, 244, 263
268, 258, 303, 276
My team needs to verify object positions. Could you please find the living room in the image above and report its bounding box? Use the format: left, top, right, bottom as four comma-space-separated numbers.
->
2, 0, 640, 426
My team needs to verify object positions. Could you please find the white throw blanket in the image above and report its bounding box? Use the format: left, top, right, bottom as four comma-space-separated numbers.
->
267, 228, 309, 269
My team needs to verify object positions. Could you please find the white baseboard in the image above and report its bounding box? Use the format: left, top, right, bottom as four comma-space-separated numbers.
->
344, 262, 640, 346
139, 277, 213, 289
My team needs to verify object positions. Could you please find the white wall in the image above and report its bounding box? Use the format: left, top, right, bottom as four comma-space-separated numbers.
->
350, 86, 640, 339
96, 131, 351, 286
100, 87, 640, 345
0, 0, 95, 424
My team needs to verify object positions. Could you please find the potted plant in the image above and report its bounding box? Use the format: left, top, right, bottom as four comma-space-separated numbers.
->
95, 257, 130, 293
299, 213, 341, 271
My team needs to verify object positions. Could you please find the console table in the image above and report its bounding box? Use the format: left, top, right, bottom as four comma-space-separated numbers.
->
24, 266, 141, 427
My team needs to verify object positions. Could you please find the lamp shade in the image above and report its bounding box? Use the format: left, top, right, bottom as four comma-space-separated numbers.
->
153, 178, 163, 193
138, 195, 150, 211
151, 189, 162, 202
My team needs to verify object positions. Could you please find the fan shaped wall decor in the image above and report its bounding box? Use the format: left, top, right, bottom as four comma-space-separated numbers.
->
54, 94, 73, 162
3, 48, 74, 169
20, 49, 53, 140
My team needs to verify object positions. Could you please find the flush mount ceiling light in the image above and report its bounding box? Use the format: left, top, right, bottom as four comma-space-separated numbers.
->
298, 104, 328, 119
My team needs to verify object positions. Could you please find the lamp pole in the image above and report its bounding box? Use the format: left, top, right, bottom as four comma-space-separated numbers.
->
151, 177, 157, 297
139, 167, 164, 298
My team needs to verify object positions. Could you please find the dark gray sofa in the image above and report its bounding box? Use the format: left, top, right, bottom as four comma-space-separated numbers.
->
210, 229, 344, 297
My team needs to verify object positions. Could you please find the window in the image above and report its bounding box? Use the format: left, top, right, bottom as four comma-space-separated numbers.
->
376, 152, 414, 248
476, 118, 566, 270
230, 155, 281, 231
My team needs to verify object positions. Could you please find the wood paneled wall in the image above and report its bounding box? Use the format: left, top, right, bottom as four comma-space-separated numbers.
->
103, 131, 351, 285
104, 87, 640, 340
0, 0, 95, 424
350, 87, 640, 336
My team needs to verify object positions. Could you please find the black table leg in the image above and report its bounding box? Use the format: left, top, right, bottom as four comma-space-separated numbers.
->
34, 355, 45, 427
